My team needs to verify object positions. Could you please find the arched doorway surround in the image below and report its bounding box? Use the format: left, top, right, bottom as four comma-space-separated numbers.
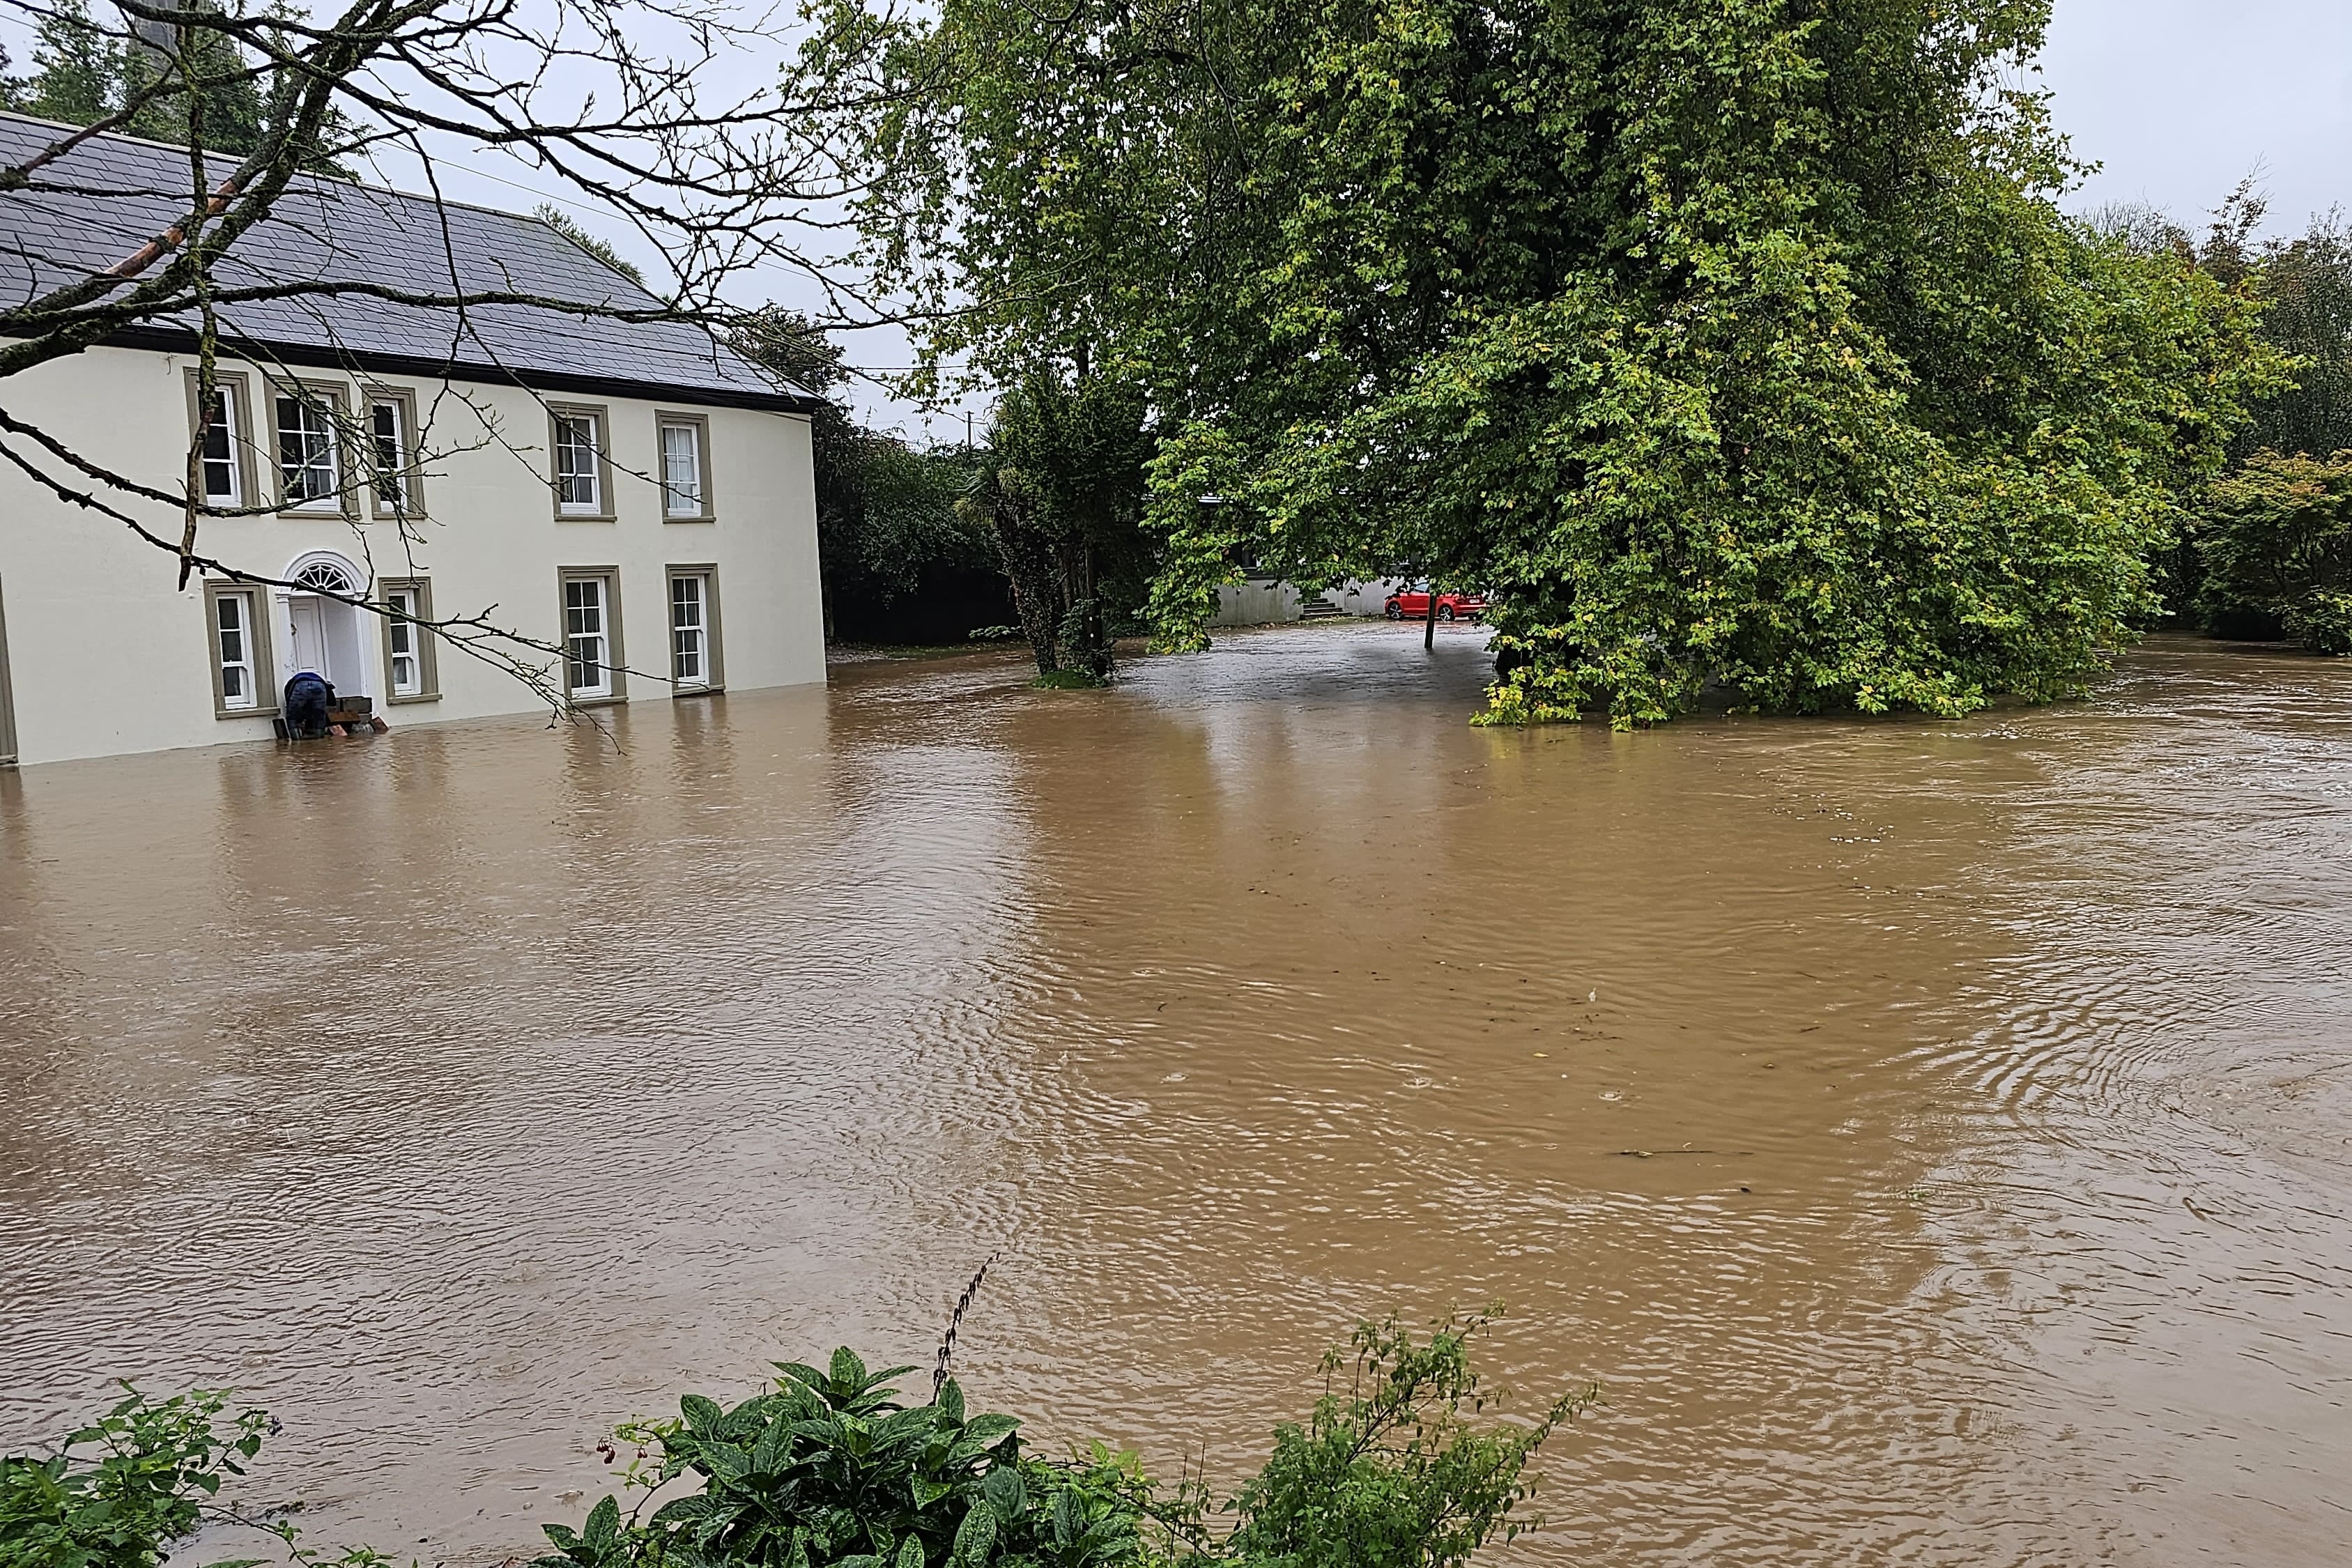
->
277, 550, 369, 700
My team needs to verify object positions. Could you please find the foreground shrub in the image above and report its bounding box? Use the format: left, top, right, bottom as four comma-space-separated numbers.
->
533, 1350, 1153, 1568
0, 1388, 264, 1568
540, 1318, 1588, 1568
1221, 1319, 1582, 1568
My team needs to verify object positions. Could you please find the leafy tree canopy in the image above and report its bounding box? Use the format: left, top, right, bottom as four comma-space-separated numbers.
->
827, 0, 2288, 723
2241, 219, 2352, 464
2084, 187, 2352, 638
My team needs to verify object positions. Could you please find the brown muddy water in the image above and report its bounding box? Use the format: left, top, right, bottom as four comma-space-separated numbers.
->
3, 622, 2349, 1567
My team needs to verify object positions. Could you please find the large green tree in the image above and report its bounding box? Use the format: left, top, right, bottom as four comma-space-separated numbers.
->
964, 370, 1155, 679
828, 0, 2284, 723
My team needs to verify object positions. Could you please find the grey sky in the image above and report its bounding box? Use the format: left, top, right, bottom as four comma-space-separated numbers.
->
2044, 0, 2352, 233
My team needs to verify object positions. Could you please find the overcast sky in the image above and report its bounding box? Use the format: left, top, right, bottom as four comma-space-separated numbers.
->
2044, 0, 2352, 231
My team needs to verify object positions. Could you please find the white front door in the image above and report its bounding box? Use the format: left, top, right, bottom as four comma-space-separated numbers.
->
288, 594, 329, 680
284, 592, 370, 700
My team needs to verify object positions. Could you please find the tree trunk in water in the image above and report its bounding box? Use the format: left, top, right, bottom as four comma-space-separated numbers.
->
1079, 542, 1112, 682
1424, 583, 1438, 651
993, 522, 1066, 675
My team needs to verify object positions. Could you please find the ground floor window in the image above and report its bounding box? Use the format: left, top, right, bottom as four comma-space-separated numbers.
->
668, 567, 721, 691
382, 578, 438, 700
208, 586, 277, 717
561, 570, 623, 702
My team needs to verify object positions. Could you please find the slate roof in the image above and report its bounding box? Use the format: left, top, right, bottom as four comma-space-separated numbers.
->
0, 112, 817, 413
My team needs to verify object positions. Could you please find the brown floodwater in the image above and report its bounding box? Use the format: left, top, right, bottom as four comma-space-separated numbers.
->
3, 622, 2349, 1567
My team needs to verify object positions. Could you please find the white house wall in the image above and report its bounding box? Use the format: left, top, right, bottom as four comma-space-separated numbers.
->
1210, 577, 1304, 627
0, 344, 825, 766
1326, 578, 1408, 616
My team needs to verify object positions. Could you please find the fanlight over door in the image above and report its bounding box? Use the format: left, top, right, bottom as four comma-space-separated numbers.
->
293, 560, 358, 595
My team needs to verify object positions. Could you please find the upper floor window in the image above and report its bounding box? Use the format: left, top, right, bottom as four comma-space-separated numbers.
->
199, 388, 242, 505
276, 387, 343, 510
368, 390, 422, 516
659, 415, 710, 518
185, 369, 254, 509
552, 407, 608, 516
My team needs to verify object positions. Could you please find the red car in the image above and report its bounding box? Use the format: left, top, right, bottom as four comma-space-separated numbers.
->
1384, 585, 1488, 622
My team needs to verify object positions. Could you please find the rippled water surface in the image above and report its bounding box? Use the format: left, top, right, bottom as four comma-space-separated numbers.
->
4, 624, 2349, 1567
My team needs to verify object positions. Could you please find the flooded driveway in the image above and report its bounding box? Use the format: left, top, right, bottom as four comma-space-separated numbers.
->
3, 622, 2348, 1567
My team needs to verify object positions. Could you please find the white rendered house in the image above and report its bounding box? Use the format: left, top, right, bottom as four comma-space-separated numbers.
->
0, 112, 827, 768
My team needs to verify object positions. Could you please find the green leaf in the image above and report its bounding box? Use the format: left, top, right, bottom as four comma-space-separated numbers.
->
773, 1362, 830, 1392
875, 1406, 939, 1447
981, 1466, 1024, 1521
751, 1414, 794, 1475
951, 1505, 998, 1566
583, 1495, 622, 1551
958, 1415, 1019, 1445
